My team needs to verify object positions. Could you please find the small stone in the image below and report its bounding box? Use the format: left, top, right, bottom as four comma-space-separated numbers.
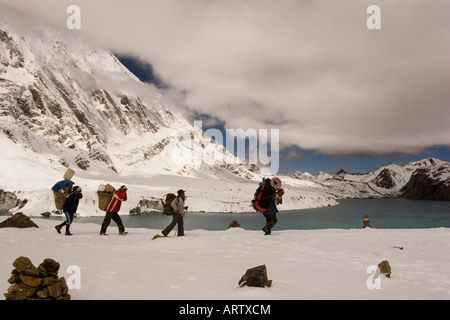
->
8, 270, 21, 284
47, 283, 62, 299
378, 260, 392, 278
58, 277, 69, 295
19, 274, 43, 287
14, 282, 38, 300
38, 258, 60, 278
42, 276, 55, 286
4, 292, 15, 300
37, 265, 48, 277
7, 283, 20, 294
47, 277, 68, 298
227, 220, 241, 229
36, 288, 49, 299
13, 256, 40, 277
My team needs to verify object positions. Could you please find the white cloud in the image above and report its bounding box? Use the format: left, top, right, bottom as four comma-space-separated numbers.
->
1, 0, 449, 157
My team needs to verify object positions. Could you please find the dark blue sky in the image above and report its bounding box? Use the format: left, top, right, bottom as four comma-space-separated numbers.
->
115, 54, 168, 90
117, 55, 450, 175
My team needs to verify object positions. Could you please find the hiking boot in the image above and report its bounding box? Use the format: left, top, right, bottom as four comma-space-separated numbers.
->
55, 225, 62, 234
119, 231, 128, 235
262, 226, 271, 236
99, 232, 108, 236
65, 231, 73, 236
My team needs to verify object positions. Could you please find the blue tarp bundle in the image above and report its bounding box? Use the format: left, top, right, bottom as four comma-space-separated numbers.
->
51, 180, 74, 191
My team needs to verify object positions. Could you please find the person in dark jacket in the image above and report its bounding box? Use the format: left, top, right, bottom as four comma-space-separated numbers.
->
253, 178, 282, 235
55, 186, 83, 236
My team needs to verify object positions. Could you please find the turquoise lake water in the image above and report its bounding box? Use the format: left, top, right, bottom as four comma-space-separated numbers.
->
37, 198, 450, 231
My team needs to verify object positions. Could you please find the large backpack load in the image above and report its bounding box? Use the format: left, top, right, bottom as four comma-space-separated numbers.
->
97, 184, 115, 211
51, 168, 75, 210
252, 177, 283, 213
163, 193, 177, 215
52, 182, 73, 210
252, 184, 268, 213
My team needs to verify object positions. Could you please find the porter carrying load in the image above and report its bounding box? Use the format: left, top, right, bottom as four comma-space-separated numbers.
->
51, 168, 76, 210
97, 183, 115, 211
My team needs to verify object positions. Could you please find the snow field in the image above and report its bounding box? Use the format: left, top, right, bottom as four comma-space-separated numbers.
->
1, 217, 449, 300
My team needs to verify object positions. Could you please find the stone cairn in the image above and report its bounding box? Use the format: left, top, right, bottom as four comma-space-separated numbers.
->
227, 220, 241, 229
4, 256, 70, 300
362, 214, 371, 228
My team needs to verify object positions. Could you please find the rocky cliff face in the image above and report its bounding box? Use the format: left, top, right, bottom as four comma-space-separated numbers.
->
0, 25, 148, 172
0, 189, 25, 212
400, 161, 450, 201
372, 168, 397, 189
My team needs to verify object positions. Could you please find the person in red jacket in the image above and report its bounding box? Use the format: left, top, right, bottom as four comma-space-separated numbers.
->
99, 185, 128, 235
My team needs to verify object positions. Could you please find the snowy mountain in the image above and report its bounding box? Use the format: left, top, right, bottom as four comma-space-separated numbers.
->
0, 23, 250, 177
0, 22, 341, 216
0, 22, 262, 214
289, 158, 450, 201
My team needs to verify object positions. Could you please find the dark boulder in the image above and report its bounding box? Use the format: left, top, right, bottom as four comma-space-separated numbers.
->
239, 265, 272, 288
0, 212, 39, 228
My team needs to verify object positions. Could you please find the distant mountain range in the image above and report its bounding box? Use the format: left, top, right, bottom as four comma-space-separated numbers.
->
287, 157, 450, 201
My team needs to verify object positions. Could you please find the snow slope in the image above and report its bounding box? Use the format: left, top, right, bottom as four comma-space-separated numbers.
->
1, 217, 449, 300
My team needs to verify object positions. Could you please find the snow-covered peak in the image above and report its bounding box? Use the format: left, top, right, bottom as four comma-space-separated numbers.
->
0, 22, 256, 180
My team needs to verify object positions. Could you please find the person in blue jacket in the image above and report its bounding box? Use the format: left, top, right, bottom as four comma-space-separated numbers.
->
55, 186, 83, 236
